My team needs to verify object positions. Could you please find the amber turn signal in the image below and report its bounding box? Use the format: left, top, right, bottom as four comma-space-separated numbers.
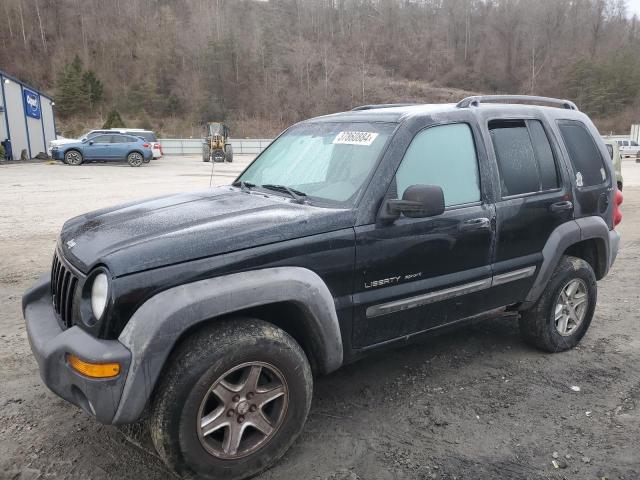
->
67, 354, 120, 378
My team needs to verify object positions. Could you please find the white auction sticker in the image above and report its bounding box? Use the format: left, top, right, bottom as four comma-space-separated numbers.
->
332, 131, 379, 146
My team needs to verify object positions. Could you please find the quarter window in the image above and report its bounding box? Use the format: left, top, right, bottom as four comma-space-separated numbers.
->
557, 120, 607, 187
489, 119, 560, 197
395, 123, 480, 207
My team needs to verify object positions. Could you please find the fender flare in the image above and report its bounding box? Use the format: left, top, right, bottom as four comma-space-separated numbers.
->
113, 267, 342, 424
522, 217, 616, 307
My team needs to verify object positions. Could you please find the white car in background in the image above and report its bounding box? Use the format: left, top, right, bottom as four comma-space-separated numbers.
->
112, 129, 163, 159
617, 139, 640, 158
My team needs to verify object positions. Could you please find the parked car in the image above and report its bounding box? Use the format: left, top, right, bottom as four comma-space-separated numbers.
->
617, 139, 640, 158
50, 133, 152, 167
603, 138, 624, 190
111, 129, 162, 159
23, 95, 622, 480
49, 129, 113, 154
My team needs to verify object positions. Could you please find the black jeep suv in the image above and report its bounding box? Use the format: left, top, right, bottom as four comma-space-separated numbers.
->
23, 95, 622, 480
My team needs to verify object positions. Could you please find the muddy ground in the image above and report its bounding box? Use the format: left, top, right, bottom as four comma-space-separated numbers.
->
1, 156, 639, 480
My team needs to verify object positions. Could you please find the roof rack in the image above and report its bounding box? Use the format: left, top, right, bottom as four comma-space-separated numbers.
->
352, 103, 418, 111
456, 95, 578, 111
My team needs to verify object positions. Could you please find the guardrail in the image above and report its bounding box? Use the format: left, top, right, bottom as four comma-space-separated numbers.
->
159, 138, 273, 156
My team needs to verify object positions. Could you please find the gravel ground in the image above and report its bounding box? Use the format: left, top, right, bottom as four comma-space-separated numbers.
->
1, 156, 639, 480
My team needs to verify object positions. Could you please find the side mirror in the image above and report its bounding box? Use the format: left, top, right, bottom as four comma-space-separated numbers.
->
88, 141, 94, 145
379, 184, 445, 222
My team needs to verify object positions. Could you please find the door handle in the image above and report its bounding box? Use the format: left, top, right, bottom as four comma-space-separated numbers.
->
459, 217, 490, 232
550, 201, 573, 213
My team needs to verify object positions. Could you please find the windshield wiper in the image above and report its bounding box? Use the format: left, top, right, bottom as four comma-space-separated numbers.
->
260, 184, 307, 203
232, 180, 256, 192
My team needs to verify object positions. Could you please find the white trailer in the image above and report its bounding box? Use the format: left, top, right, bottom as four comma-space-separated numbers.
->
0, 70, 56, 160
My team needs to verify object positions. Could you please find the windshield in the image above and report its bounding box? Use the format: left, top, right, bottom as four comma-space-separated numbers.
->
237, 122, 394, 206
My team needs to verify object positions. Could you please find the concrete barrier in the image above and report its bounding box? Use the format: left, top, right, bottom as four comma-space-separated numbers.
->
159, 138, 272, 156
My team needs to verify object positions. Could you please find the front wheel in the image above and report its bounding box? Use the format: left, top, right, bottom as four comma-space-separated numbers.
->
149, 319, 313, 480
519, 255, 597, 352
127, 152, 144, 167
64, 150, 83, 166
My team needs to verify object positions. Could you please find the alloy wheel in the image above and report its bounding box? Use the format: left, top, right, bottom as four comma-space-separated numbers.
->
196, 361, 288, 460
554, 278, 589, 336
65, 151, 82, 165
129, 153, 143, 166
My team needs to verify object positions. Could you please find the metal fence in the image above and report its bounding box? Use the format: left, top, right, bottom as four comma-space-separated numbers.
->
159, 138, 273, 156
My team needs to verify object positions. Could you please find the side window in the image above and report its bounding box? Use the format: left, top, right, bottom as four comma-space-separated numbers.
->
557, 120, 607, 187
395, 123, 480, 207
606, 144, 614, 159
91, 135, 110, 143
110, 135, 126, 143
489, 119, 560, 197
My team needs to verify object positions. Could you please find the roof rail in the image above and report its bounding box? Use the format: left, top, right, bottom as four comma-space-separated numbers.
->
352, 103, 418, 111
456, 95, 578, 111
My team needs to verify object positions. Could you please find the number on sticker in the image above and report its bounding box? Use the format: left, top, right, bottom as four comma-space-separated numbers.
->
333, 131, 379, 146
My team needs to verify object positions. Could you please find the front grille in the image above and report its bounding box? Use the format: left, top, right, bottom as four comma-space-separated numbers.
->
51, 252, 79, 329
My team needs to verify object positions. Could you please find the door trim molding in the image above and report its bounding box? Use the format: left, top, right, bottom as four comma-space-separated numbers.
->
366, 266, 536, 318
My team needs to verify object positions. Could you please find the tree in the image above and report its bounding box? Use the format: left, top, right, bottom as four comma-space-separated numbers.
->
102, 109, 126, 128
55, 55, 89, 118
82, 70, 103, 111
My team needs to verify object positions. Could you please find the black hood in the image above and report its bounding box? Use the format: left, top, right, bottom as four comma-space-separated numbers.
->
59, 187, 355, 276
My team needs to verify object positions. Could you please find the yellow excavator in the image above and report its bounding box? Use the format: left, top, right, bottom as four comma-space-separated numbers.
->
202, 122, 233, 163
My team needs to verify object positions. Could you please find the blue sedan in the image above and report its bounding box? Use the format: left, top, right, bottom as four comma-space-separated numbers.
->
51, 133, 153, 167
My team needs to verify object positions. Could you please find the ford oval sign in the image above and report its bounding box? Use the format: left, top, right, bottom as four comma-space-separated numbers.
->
23, 88, 41, 119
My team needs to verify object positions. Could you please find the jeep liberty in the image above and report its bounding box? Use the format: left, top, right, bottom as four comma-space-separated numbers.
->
23, 95, 623, 480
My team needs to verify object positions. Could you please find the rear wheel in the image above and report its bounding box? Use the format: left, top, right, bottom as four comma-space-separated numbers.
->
519, 255, 597, 352
225, 144, 234, 163
203, 144, 211, 162
64, 150, 83, 166
127, 152, 144, 167
149, 319, 313, 480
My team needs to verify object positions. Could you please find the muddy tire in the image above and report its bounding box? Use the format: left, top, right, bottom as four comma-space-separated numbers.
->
519, 255, 597, 352
149, 319, 313, 480
64, 149, 83, 166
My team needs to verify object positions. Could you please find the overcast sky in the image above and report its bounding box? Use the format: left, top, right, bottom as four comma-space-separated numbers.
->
627, 0, 640, 16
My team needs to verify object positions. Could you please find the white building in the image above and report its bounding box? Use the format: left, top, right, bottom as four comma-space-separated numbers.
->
0, 70, 56, 160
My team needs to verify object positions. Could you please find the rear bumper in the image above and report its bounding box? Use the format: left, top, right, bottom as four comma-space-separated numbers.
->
608, 229, 620, 270
22, 274, 131, 424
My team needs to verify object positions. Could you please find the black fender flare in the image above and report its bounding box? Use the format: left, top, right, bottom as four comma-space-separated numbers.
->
522, 216, 619, 308
113, 267, 342, 423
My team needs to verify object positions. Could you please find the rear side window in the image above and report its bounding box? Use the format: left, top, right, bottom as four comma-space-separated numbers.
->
557, 120, 607, 187
489, 119, 560, 197
110, 135, 128, 143
395, 123, 480, 207
606, 144, 614, 159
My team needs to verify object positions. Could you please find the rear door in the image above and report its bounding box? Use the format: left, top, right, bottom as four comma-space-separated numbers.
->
352, 121, 496, 348
486, 118, 572, 306
109, 134, 132, 161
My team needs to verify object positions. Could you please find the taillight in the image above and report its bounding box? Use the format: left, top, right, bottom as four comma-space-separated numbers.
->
142, 143, 150, 148
613, 188, 623, 228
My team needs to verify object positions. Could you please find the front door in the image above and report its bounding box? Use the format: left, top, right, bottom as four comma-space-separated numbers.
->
352, 122, 496, 348
84, 134, 112, 160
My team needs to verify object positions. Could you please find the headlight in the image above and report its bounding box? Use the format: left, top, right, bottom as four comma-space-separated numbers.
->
91, 273, 109, 320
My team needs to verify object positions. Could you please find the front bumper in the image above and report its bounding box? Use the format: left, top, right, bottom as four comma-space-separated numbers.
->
51, 149, 63, 160
22, 274, 131, 424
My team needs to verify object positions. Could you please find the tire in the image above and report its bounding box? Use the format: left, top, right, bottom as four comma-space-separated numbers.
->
203, 145, 210, 162
64, 149, 83, 166
519, 255, 597, 352
149, 318, 313, 480
127, 152, 144, 167
617, 181, 623, 191
225, 144, 234, 163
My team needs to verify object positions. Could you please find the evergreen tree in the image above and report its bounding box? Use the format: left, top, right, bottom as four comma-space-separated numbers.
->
102, 109, 126, 128
55, 55, 90, 117
82, 70, 104, 111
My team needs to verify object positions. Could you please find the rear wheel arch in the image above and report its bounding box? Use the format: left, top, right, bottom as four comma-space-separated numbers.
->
564, 238, 607, 280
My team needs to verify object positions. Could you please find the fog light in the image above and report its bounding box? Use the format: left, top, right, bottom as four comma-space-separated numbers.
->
68, 354, 120, 378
